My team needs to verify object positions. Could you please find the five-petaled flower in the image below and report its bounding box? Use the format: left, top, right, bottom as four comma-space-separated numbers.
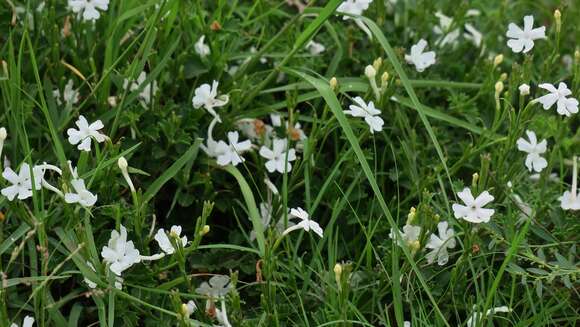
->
67, 115, 108, 152
405, 39, 436, 72
154, 225, 188, 255
192, 81, 229, 122
281, 207, 323, 238
516, 130, 548, 173
68, 0, 109, 21
535, 82, 579, 117
506, 15, 546, 53
259, 138, 297, 173
452, 188, 495, 223
101, 225, 141, 276
214, 132, 253, 167
344, 96, 384, 133
425, 221, 456, 266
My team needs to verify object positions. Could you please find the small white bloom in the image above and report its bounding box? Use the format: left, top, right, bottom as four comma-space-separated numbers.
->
466, 306, 511, 327
337, 0, 372, 19
519, 83, 530, 96
516, 130, 548, 172
1, 163, 34, 201
452, 188, 495, 223
10, 315, 35, 327
196, 275, 232, 299
433, 12, 460, 48
389, 224, 421, 248
506, 15, 546, 53
183, 300, 197, 317
192, 80, 229, 121
67, 115, 107, 152
559, 156, 580, 210
344, 96, 384, 133
123, 71, 158, 107
281, 207, 323, 238
425, 221, 456, 266
305, 40, 325, 55
68, 0, 109, 21
194, 35, 211, 57
64, 166, 98, 207
270, 113, 282, 127
101, 225, 141, 276
259, 138, 297, 173
405, 39, 436, 72
53, 79, 80, 106
535, 82, 579, 117
214, 131, 253, 167
154, 225, 188, 255
464, 23, 483, 48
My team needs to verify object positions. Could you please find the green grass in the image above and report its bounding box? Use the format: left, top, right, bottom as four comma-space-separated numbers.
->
0, 0, 579, 326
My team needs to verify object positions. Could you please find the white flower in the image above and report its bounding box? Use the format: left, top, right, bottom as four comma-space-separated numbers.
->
154, 225, 188, 255
506, 15, 546, 53
270, 113, 282, 127
53, 79, 80, 106
1, 163, 34, 200
425, 221, 456, 266
259, 138, 297, 173
305, 40, 325, 55
64, 165, 98, 208
535, 82, 579, 117
68, 0, 109, 21
464, 23, 483, 48
466, 306, 511, 327
336, 0, 373, 38
389, 224, 421, 248
10, 316, 35, 327
519, 83, 530, 96
281, 207, 323, 238
214, 132, 253, 167
452, 188, 495, 223
337, 0, 372, 19
433, 12, 460, 48
405, 39, 436, 72
559, 156, 580, 210
101, 225, 141, 276
67, 115, 107, 152
344, 96, 384, 133
192, 81, 229, 121
516, 130, 548, 172
196, 275, 232, 299
194, 35, 210, 57
123, 71, 158, 107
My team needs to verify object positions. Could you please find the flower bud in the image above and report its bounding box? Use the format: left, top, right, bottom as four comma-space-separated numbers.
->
333, 263, 342, 290
575, 49, 580, 64
117, 156, 128, 170
493, 54, 503, 67
200, 225, 210, 236
406, 207, 416, 225
500, 73, 508, 81
329, 77, 338, 91
554, 9, 561, 34
364, 65, 376, 79
118, 157, 135, 193
0, 127, 6, 141
495, 81, 504, 94
518, 83, 530, 96
409, 240, 421, 252
381, 72, 389, 85
373, 57, 382, 71
472, 172, 479, 187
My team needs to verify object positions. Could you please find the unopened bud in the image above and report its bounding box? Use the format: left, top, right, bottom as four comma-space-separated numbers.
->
373, 57, 382, 71
406, 207, 416, 224
333, 263, 342, 289
409, 240, 421, 252
381, 72, 389, 85
200, 225, 210, 235
493, 54, 503, 67
495, 81, 504, 94
500, 73, 508, 81
554, 9, 561, 34
575, 49, 580, 63
118, 157, 135, 193
364, 65, 376, 79
0, 127, 6, 141
329, 77, 338, 91
472, 172, 479, 187
117, 156, 128, 170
